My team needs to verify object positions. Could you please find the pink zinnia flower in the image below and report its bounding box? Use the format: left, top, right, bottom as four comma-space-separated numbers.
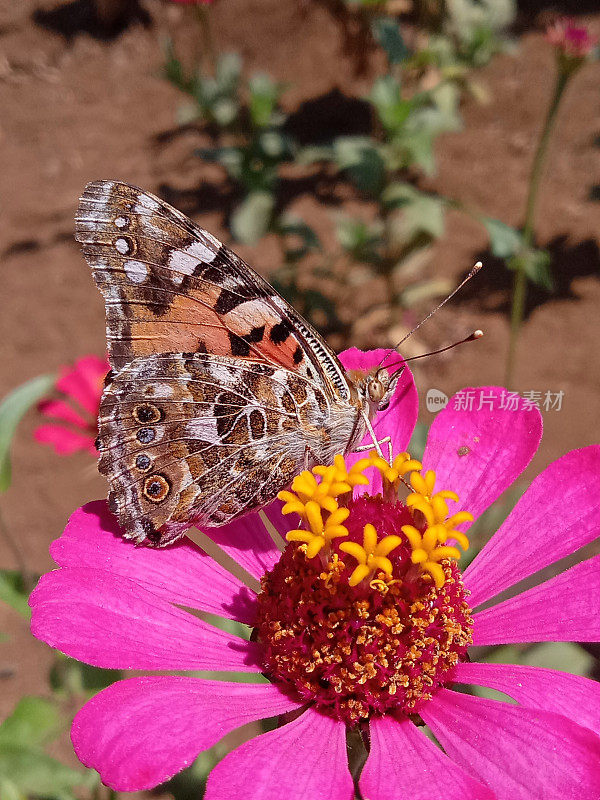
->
34, 355, 109, 456
30, 349, 600, 799
546, 17, 598, 62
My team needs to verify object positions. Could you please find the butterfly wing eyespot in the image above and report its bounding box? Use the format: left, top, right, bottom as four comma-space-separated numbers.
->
96, 352, 357, 546
133, 403, 162, 424
136, 427, 156, 444
143, 474, 171, 503
135, 453, 152, 472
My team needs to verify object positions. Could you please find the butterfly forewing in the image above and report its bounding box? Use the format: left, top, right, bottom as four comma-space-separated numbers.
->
75, 181, 349, 398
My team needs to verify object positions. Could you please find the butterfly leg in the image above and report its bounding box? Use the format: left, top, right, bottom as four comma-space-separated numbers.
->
354, 436, 393, 465
303, 446, 319, 471
359, 414, 395, 464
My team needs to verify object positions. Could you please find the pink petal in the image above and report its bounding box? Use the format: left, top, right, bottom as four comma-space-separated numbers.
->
72, 676, 301, 791
202, 508, 282, 581
30, 567, 260, 672
473, 553, 600, 645
422, 689, 600, 800
339, 348, 419, 495
34, 424, 96, 455
56, 355, 108, 416
38, 399, 90, 429
204, 707, 353, 800
464, 445, 600, 607
51, 502, 257, 625
423, 386, 542, 527
360, 716, 494, 800
454, 661, 600, 735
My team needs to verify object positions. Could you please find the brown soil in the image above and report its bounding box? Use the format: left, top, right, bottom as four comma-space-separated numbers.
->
0, 0, 598, 765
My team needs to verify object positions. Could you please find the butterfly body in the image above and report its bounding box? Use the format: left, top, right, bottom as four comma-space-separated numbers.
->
77, 181, 399, 546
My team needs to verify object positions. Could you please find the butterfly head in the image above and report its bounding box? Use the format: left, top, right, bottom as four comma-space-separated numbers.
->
348, 365, 403, 420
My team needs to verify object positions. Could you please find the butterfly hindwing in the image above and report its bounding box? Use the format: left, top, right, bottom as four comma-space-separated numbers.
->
97, 352, 341, 546
75, 180, 350, 401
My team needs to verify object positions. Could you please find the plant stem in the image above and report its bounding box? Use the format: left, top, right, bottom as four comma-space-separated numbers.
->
0, 503, 34, 593
505, 70, 570, 387
194, 4, 218, 75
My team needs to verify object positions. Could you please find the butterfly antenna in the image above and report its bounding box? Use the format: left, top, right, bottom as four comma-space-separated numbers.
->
400, 330, 483, 366
380, 261, 483, 367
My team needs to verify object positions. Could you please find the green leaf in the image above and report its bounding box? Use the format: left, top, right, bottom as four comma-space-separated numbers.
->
194, 74, 218, 107
0, 374, 55, 492
295, 144, 335, 165
0, 571, 31, 619
0, 697, 60, 748
258, 130, 288, 160
211, 97, 239, 127
277, 216, 321, 250
522, 249, 553, 290
0, 743, 89, 798
176, 101, 201, 126
414, 83, 462, 135
248, 73, 283, 129
162, 38, 191, 94
49, 655, 122, 697
371, 17, 409, 64
230, 192, 275, 244
333, 137, 386, 197
401, 278, 455, 308
370, 77, 412, 135
408, 422, 429, 462
276, 215, 321, 262
302, 289, 343, 333
481, 217, 523, 258
508, 249, 554, 290
522, 642, 595, 675
215, 52, 242, 92
383, 183, 445, 241
196, 146, 244, 181
335, 215, 384, 265
398, 131, 436, 175
0, 778, 26, 800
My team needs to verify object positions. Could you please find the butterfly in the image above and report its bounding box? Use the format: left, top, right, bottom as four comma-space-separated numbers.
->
76, 180, 403, 547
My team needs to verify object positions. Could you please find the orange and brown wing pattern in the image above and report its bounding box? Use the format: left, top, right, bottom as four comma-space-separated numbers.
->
76, 181, 350, 401
97, 352, 342, 546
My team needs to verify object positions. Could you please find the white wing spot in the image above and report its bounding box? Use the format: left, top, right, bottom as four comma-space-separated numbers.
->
147, 383, 174, 400
114, 216, 129, 229
167, 242, 216, 285
188, 237, 220, 263
166, 238, 221, 286
115, 238, 130, 255
124, 260, 148, 284
135, 196, 160, 213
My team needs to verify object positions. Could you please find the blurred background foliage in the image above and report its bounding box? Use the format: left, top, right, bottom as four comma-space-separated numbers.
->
1, 0, 599, 798
163, 0, 525, 341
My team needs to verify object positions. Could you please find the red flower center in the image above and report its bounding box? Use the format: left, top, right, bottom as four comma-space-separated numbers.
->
255, 493, 473, 725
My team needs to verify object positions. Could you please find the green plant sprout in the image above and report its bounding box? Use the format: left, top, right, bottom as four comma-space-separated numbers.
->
505, 18, 598, 386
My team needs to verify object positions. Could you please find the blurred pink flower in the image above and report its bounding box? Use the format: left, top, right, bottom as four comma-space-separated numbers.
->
546, 17, 598, 61
34, 355, 109, 456
30, 350, 600, 799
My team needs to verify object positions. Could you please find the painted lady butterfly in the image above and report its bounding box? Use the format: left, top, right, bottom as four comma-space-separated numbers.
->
76, 181, 404, 547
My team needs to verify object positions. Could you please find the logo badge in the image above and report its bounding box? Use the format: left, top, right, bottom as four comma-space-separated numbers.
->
426, 389, 449, 413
